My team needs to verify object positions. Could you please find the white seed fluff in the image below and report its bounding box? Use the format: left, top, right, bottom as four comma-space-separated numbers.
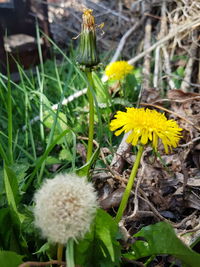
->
34, 173, 97, 244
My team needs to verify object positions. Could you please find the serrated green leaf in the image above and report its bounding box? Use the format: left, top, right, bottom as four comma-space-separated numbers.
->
0, 207, 27, 252
75, 209, 121, 267
3, 165, 20, 206
44, 111, 68, 132
3, 165, 24, 223
95, 209, 121, 264
59, 148, 73, 161
10, 163, 29, 188
45, 156, 61, 165
0, 251, 23, 267
124, 222, 200, 267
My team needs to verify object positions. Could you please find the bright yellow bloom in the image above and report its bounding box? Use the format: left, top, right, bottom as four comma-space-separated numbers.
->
105, 61, 133, 81
110, 108, 182, 153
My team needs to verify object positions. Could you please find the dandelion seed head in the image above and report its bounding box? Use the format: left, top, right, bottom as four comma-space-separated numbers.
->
34, 173, 97, 244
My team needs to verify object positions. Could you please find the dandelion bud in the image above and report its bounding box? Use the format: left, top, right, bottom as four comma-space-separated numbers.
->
77, 9, 99, 68
34, 173, 98, 244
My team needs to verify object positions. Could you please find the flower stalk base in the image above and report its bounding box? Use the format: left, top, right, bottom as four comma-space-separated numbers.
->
66, 238, 75, 267
57, 243, 63, 263
115, 145, 144, 224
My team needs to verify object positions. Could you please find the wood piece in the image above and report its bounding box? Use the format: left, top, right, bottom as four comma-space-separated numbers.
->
142, 18, 152, 91
160, 1, 175, 89
181, 31, 198, 92
153, 45, 161, 89
110, 132, 132, 174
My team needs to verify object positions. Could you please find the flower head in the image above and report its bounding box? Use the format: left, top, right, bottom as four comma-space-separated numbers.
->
34, 173, 97, 244
110, 108, 182, 153
105, 61, 133, 81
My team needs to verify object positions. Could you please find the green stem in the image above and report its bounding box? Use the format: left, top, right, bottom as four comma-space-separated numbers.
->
7, 60, 13, 165
115, 145, 144, 224
0, 137, 9, 165
85, 70, 95, 162
66, 239, 75, 267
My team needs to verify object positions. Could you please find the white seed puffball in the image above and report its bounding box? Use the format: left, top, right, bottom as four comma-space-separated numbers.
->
34, 173, 98, 244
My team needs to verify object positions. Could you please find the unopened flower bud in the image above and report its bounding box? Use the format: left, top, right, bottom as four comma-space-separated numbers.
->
77, 9, 99, 68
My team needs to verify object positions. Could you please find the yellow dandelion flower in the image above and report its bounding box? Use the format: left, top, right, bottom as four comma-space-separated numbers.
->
105, 61, 134, 81
110, 108, 182, 153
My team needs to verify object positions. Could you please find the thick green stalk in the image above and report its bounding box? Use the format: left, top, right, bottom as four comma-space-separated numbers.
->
115, 145, 144, 224
85, 70, 95, 162
66, 239, 75, 267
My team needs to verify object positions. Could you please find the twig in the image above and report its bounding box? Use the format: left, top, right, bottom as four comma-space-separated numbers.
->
137, 189, 197, 228
128, 16, 200, 65
127, 210, 156, 221
131, 0, 143, 11
162, 46, 176, 89
179, 136, 200, 147
174, 211, 197, 228
36, 0, 76, 11
139, 189, 168, 222
151, 96, 200, 104
153, 1, 163, 89
142, 18, 152, 90
126, 150, 146, 220
52, 88, 87, 110
100, 147, 127, 185
181, 31, 198, 92
118, 0, 123, 27
180, 224, 200, 236
160, 1, 176, 89
153, 46, 161, 89
18, 260, 66, 267
162, 72, 200, 88
22, 88, 87, 131
110, 132, 132, 174
110, 18, 146, 63
198, 49, 200, 84
87, 0, 131, 22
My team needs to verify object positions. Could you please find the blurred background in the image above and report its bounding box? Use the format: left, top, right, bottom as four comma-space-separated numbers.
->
0, 0, 200, 93
0, 0, 157, 72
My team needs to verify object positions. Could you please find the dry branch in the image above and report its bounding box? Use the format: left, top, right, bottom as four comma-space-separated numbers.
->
110, 18, 146, 63
142, 18, 152, 90
128, 16, 200, 65
110, 132, 132, 173
181, 31, 199, 92
159, 1, 176, 89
